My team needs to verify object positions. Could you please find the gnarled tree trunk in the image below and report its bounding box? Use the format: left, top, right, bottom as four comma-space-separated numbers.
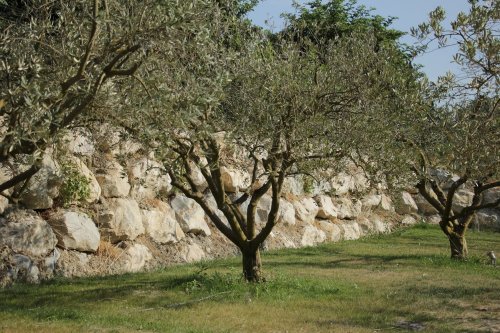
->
242, 248, 262, 282
448, 232, 468, 259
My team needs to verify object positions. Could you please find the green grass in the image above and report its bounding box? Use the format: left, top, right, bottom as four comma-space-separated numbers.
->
1, 225, 499, 333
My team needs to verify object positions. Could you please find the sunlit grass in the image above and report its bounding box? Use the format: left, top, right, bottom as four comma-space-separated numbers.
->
1, 224, 499, 332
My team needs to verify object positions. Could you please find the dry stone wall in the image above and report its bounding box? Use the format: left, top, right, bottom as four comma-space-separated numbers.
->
1, 128, 498, 286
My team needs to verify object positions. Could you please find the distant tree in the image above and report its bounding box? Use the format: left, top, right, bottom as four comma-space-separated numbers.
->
366, 0, 499, 259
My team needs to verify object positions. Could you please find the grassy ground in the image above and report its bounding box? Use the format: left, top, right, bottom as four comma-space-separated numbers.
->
0, 224, 499, 333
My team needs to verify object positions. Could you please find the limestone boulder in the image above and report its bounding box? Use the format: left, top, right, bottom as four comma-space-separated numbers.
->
339, 222, 362, 240
182, 243, 206, 263
141, 207, 185, 244
300, 225, 326, 247
220, 167, 250, 193
171, 195, 211, 236
401, 215, 418, 225
18, 153, 63, 210
63, 128, 95, 156
282, 176, 304, 196
475, 210, 499, 231
97, 198, 144, 242
315, 195, 338, 219
239, 195, 296, 226
95, 160, 130, 198
380, 194, 395, 212
333, 198, 362, 220
47, 210, 100, 252
451, 189, 474, 214
0, 209, 57, 257
0, 196, 8, 214
128, 158, 172, 201
316, 220, 342, 242
121, 244, 152, 273
426, 215, 441, 224
293, 197, 319, 224
361, 193, 381, 210
483, 187, 500, 205
330, 169, 368, 195
11, 254, 40, 283
396, 191, 418, 215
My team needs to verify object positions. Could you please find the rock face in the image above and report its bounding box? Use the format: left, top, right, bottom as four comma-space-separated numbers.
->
333, 197, 362, 220
19, 154, 62, 210
339, 222, 362, 240
220, 167, 250, 193
293, 197, 319, 224
121, 244, 152, 273
0, 209, 57, 257
182, 243, 206, 263
316, 220, 342, 242
97, 198, 144, 242
95, 160, 131, 198
141, 207, 185, 244
451, 189, 474, 214
128, 158, 172, 201
64, 129, 95, 156
239, 195, 296, 226
396, 192, 418, 215
315, 195, 338, 219
171, 195, 211, 236
48, 211, 100, 252
300, 225, 326, 247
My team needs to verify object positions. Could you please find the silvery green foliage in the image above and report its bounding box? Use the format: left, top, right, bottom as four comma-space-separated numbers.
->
0, 0, 219, 193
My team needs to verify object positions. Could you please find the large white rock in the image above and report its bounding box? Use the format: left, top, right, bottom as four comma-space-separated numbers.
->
141, 207, 185, 244
380, 194, 395, 212
128, 158, 172, 201
182, 243, 206, 263
48, 210, 100, 252
475, 210, 499, 231
293, 197, 319, 224
361, 193, 382, 210
63, 128, 95, 156
11, 254, 40, 283
97, 198, 145, 242
95, 160, 130, 198
483, 187, 500, 205
333, 197, 362, 220
171, 195, 211, 236
239, 195, 296, 226
18, 153, 62, 210
401, 215, 418, 225
339, 222, 362, 240
220, 167, 250, 193
300, 225, 326, 247
121, 244, 152, 273
0, 196, 8, 214
282, 176, 304, 196
316, 220, 342, 242
0, 209, 57, 257
451, 189, 474, 214
315, 195, 338, 219
396, 191, 418, 215
330, 168, 368, 195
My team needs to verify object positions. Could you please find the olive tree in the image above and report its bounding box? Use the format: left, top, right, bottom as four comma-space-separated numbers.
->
118, 0, 422, 280
366, 0, 499, 259
0, 0, 213, 203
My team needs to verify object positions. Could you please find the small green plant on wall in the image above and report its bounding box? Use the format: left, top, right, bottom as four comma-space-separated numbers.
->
58, 158, 91, 207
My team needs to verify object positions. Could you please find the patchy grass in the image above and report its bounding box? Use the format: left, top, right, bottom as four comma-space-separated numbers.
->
0, 225, 499, 333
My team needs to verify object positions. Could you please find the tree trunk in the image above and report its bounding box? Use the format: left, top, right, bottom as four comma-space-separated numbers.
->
242, 248, 262, 282
448, 233, 468, 259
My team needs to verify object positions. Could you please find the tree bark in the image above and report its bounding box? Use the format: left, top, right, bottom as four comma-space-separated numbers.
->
448, 233, 468, 259
242, 248, 262, 282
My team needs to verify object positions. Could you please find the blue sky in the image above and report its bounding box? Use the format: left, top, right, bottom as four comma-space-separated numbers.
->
247, 1, 470, 81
